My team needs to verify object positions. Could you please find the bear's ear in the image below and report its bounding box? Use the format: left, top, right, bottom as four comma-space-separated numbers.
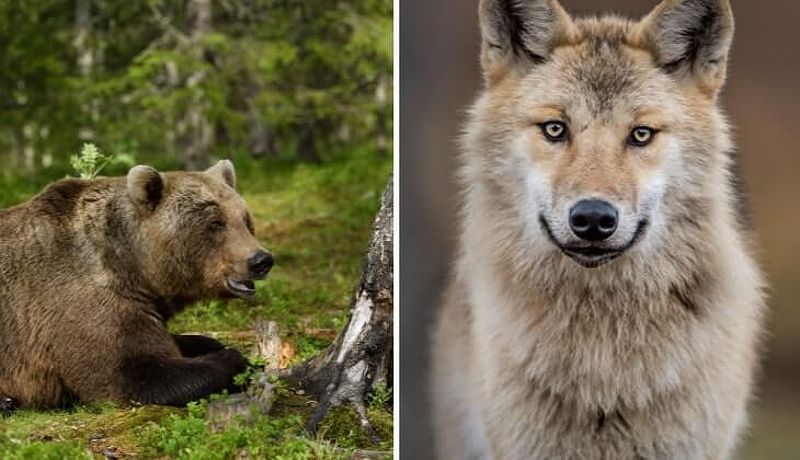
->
127, 165, 164, 211
635, 0, 733, 96
479, 0, 577, 85
205, 159, 236, 190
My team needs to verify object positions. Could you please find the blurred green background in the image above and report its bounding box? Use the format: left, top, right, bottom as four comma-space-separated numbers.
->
0, 0, 391, 175
400, 1, 800, 459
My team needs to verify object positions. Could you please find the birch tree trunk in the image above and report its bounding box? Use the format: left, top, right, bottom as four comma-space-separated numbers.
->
74, 0, 92, 77
11, 125, 26, 172
75, 0, 100, 143
374, 73, 390, 157
179, 0, 214, 169
286, 175, 394, 442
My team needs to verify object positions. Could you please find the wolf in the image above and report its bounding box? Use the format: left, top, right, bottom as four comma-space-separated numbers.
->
430, 0, 765, 459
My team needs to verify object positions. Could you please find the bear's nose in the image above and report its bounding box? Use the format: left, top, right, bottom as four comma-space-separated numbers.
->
569, 199, 618, 242
248, 250, 274, 279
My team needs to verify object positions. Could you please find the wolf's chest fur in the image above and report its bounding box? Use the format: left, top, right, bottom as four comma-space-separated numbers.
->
466, 254, 718, 413
449, 244, 759, 458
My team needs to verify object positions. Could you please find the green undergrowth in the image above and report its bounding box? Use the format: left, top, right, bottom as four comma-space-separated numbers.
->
0, 149, 393, 458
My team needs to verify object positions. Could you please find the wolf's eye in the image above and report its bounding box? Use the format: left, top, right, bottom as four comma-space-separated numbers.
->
540, 121, 569, 142
629, 127, 657, 147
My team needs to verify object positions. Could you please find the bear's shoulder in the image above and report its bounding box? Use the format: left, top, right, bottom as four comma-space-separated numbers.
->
31, 178, 119, 219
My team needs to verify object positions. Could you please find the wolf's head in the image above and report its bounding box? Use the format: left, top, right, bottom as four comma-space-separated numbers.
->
465, 0, 735, 269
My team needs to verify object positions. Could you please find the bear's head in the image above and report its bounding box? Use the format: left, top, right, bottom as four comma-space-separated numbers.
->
126, 160, 273, 301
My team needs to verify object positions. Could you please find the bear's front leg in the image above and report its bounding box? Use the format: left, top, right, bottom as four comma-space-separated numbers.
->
119, 348, 249, 406
172, 334, 227, 358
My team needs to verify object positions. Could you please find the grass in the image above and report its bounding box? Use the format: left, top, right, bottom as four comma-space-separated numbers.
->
0, 149, 393, 458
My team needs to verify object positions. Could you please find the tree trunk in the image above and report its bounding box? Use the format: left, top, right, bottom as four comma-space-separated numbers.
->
374, 73, 390, 157
286, 175, 393, 442
11, 124, 26, 172
296, 118, 321, 163
75, 0, 95, 142
179, 0, 214, 170
246, 81, 276, 157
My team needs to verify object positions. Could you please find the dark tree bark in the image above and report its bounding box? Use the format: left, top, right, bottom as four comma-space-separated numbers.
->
0, 395, 14, 415
286, 175, 393, 442
296, 118, 321, 163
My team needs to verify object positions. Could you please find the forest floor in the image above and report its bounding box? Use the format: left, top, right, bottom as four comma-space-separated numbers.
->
0, 150, 393, 459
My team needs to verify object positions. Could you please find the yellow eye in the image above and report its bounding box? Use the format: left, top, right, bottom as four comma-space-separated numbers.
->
540, 121, 568, 142
629, 127, 656, 147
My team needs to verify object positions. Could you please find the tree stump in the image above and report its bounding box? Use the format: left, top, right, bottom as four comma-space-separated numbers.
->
286, 175, 393, 443
215, 175, 393, 441
252, 320, 283, 370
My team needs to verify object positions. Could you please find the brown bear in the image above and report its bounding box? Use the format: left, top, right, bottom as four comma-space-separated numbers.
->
0, 160, 273, 409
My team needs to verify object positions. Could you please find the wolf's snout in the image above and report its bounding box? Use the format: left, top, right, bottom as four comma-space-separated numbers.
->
569, 200, 618, 242
248, 250, 274, 279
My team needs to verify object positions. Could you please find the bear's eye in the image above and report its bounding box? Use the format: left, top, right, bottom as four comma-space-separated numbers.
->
210, 220, 226, 232
628, 126, 657, 147
539, 121, 569, 143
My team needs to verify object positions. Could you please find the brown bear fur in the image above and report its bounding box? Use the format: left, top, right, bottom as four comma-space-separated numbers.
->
0, 161, 273, 408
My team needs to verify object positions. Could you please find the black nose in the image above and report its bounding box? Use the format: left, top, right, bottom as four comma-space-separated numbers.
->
248, 250, 274, 278
569, 200, 619, 242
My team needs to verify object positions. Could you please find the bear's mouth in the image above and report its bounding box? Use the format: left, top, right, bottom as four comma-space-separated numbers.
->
225, 277, 257, 298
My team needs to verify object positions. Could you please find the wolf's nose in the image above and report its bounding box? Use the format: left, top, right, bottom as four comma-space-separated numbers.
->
248, 250, 274, 278
569, 200, 618, 242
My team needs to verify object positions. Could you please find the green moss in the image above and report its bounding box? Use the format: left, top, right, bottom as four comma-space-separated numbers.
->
0, 404, 179, 457
316, 406, 393, 452
136, 395, 360, 459
267, 385, 393, 453
0, 437, 90, 460
139, 410, 347, 459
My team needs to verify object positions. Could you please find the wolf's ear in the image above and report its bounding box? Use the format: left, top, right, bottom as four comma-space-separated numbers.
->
637, 0, 733, 95
127, 165, 165, 211
205, 159, 236, 190
478, 0, 576, 84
